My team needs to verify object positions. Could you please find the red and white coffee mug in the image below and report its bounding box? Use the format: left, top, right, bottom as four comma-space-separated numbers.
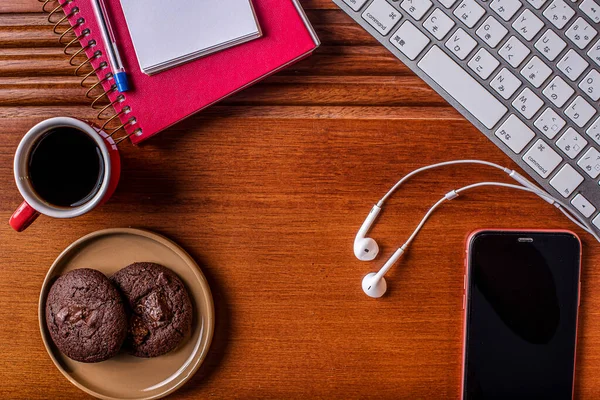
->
10, 117, 121, 232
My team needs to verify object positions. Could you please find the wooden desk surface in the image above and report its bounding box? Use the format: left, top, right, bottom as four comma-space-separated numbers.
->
1, 1, 600, 398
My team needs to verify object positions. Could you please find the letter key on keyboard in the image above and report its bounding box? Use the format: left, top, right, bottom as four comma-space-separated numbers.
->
362, 0, 401, 35
418, 46, 507, 129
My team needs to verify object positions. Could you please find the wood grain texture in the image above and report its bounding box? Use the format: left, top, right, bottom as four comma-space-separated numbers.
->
1, 1, 600, 399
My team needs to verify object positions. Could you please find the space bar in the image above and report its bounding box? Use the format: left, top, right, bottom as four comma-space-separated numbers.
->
417, 46, 507, 129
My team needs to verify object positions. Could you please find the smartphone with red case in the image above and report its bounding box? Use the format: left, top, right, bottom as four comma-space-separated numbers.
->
462, 230, 582, 400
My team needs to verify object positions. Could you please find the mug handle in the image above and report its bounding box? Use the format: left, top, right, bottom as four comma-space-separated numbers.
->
9, 201, 40, 232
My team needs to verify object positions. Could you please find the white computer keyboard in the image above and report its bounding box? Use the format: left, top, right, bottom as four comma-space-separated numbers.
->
334, 0, 600, 234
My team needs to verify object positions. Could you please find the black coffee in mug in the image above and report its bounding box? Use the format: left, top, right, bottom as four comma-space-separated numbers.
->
28, 127, 105, 208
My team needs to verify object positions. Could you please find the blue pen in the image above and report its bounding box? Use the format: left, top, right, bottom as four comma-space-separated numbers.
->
91, 0, 129, 92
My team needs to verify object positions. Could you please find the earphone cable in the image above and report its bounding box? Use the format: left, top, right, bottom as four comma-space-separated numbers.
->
377, 182, 541, 278
362, 175, 600, 297
378, 160, 509, 206
386, 182, 592, 279
402, 182, 548, 249
377, 160, 600, 243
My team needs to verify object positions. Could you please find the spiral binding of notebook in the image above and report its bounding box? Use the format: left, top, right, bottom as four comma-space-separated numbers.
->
38, 0, 320, 145
38, 0, 140, 145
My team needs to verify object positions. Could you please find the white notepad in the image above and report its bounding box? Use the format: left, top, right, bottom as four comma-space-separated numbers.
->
119, 0, 262, 75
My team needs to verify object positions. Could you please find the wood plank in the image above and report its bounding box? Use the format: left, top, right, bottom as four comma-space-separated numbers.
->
0, 0, 53, 13
0, 76, 444, 107
0, 11, 380, 48
0, 46, 408, 77
0, 105, 463, 121
2, 114, 600, 399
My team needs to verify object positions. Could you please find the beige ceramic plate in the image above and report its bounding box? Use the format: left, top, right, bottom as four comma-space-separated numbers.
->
39, 228, 214, 400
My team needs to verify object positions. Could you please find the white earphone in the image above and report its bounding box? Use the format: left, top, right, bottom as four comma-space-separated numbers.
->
356, 160, 600, 298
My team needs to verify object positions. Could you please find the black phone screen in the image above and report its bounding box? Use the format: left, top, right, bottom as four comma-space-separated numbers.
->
463, 231, 581, 400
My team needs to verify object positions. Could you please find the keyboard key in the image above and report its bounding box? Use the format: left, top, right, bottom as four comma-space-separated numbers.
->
550, 164, 584, 196
418, 46, 508, 129
543, 76, 575, 106
578, 146, 600, 177
513, 88, 544, 119
565, 95, 596, 127
490, 68, 522, 98
543, 0, 575, 29
586, 116, 600, 144
499, 36, 531, 67
390, 21, 431, 60
588, 39, 600, 65
424, 8, 455, 39
343, 0, 369, 11
362, 0, 402, 35
521, 56, 553, 87
468, 48, 500, 79
513, 9, 545, 41
528, 0, 549, 9
445, 28, 477, 59
495, 114, 536, 152
491, 0, 522, 21
593, 214, 600, 229
476, 16, 509, 48
535, 30, 567, 61
454, 0, 486, 28
439, 0, 460, 8
556, 127, 588, 158
401, 0, 433, 20
566, 17, 598, 49
523, 139, 563, 178
580, 0, 600, 23
571, 193, 596, 217
558, 49, 589, 80
579, 69, 600, 100
535, 108, 566, 138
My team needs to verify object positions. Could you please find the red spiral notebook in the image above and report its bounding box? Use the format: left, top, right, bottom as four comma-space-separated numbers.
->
48, 0, 319, 144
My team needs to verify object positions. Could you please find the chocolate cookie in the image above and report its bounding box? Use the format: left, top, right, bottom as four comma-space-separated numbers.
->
111, 262, 193, 358
45, 268, 127, 363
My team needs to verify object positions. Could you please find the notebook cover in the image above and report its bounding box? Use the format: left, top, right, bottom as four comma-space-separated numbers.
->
61, 0, 319, 144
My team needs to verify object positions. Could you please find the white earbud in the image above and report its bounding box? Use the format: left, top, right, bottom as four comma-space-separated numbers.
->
354, 205, 381, 261
362, 248, 405, 298
362, 273, 386, 298
354, 237, 379, 261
